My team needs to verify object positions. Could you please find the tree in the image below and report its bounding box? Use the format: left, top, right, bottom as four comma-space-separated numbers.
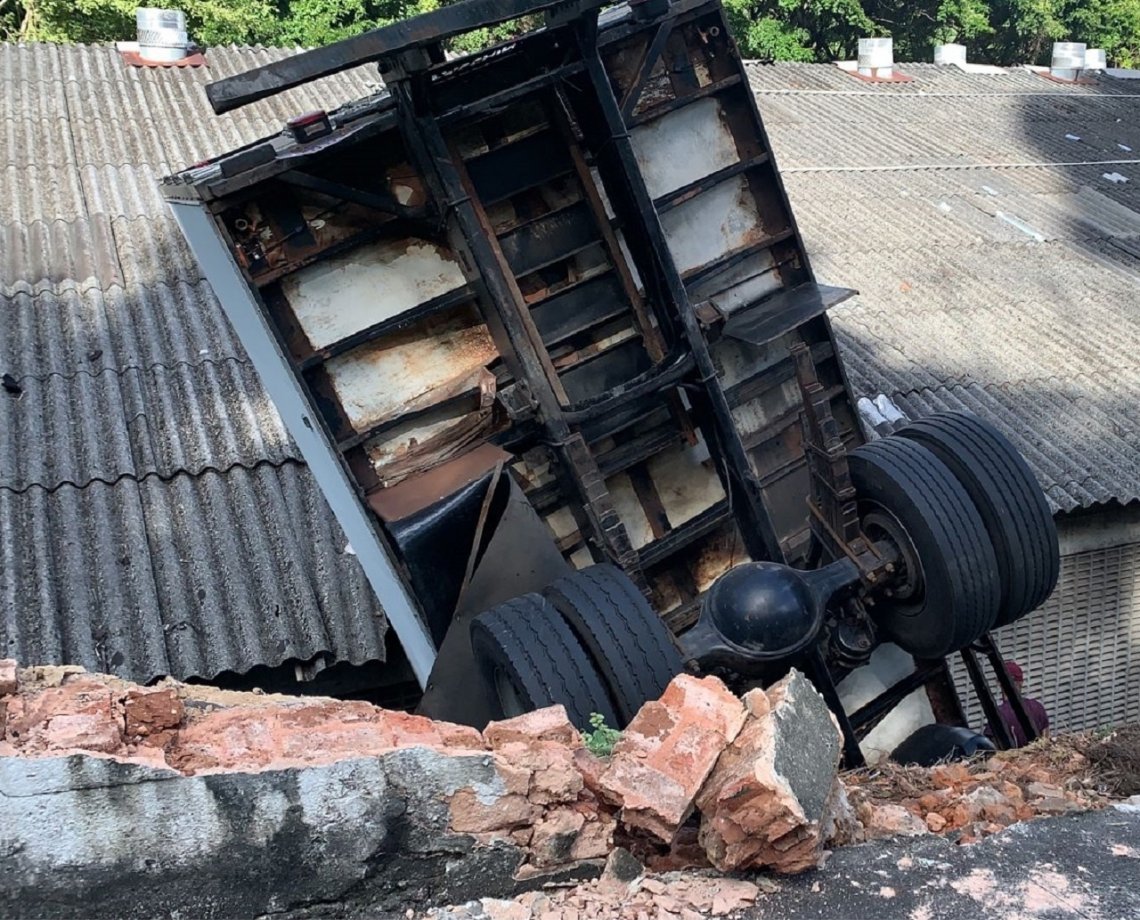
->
1067, 0, 1140, 67
2, 0, 1139, 70
723, 0, 874, 61
865, 0, 994, 61
272, 0, 438, 46
6, 0, 279, 43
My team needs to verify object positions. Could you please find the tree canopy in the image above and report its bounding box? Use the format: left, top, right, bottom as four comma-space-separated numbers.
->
2, 0, 1138, 68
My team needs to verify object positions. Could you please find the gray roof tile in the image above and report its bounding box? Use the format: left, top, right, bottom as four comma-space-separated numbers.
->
756, 62, 1140, 512
1, 42, 385, 683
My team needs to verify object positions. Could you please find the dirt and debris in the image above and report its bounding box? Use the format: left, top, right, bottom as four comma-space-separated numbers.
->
843, 731, 1123, 846
1080, 725, 1140, 796
424, 858, 771, 920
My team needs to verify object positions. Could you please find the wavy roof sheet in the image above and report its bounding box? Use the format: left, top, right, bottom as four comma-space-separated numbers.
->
0, 43, 386, 682
750, 61, 1140, 512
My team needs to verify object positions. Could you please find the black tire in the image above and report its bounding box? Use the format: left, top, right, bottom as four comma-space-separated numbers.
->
544, 564, 683, 725
898, 412, 1059, 627
849, 437, 1001, 658
470, 593, 618, 730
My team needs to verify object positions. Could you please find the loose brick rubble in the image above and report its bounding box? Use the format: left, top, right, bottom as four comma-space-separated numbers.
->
0, 661, 844, 880
0, 656, 1132, 918
424, 849, 772, 920
844, 739, 1119, 846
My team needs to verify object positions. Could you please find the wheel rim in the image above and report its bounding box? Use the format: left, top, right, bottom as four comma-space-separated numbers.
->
493, 667, 528, 718
863, 505, 925, 613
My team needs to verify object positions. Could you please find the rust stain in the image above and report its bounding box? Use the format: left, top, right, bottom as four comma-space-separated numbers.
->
692, 526, 745, 593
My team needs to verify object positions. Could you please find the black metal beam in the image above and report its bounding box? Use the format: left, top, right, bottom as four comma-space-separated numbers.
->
653, 154, 770, 215
573, 12, 786, 564
638, 499, 731, 568
278, 170, 427, 220
387, 65, 645, 581
961, 643, 1015, 750
619, 19, 673, 121
849, 663, 942, 732
723, 282, 856, 347
977, 632, 1040, 745
205, 0, 610, 114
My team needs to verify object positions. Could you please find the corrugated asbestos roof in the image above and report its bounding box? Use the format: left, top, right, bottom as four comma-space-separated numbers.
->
750, 61, 1140, 512
0, 43, 387, 682
4, 43, 1138, 681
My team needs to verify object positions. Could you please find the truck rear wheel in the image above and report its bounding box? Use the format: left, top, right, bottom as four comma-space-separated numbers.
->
850, 437, 1001, 658
470, 594, 618, 730
897, 412, 1059, 627
544, 564, 683, 725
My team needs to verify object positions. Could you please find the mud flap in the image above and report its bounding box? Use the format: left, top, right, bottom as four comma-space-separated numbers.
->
417, 475, 572, 727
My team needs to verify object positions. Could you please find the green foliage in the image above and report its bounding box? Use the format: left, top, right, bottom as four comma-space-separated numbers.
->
581, 712, 622, 758
2, 0, 1140, 71
709, 0, 1140, 67
14, 0, 278, 44
723, 0, 874, 61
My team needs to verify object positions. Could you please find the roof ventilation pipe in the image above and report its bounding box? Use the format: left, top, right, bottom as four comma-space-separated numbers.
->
137, 8, 188, 63
934, 43, 967, 66
1050, 41, 1086, 80
1085, 48, 1107, 70
857, 37, 893, 78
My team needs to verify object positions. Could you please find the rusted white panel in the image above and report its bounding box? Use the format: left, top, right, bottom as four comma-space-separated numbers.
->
630, 97, 739, 199
661, 176, 763, 275
838, 644, 935, 764
689, 250, 781, 316
712, 334, 787, 391
607, 472, 656, 550
692, 527, 746, 593
730, 377, 802, 440
326, 315, 497, 432
647, 441, 725, 528
282, 238, 466, 350
365, 406, 495, 486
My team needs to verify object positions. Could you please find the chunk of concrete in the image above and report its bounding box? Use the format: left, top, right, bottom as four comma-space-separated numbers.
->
596, 674, 746, 843
696, 669, 841, 873
863, 803, 930, 840
0, 747, 532, 918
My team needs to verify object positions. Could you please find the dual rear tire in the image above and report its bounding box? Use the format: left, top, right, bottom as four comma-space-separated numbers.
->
851, 412, 1058, 657
470, 565, 682, 728
469, 412, 1058, 723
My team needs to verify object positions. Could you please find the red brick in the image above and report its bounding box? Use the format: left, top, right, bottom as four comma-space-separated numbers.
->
123, 688, 184, 740
0, 659, 17, 696
569, 812, 615, 861
864, 804, 930, 839
449, 789, 537, 835
596, 675, 745, 843
529, 808, 586, 867
484, 706, 578, 749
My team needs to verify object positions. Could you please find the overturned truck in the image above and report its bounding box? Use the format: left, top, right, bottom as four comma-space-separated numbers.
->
163, 0, 1059, 764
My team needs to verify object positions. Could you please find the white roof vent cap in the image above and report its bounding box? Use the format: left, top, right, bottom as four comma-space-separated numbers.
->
137, 8, 188, 63
1085, 48, 1107, 70
934, 43, 967, 66
858, 37, 893, 78
1051, 41, 1086, 79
